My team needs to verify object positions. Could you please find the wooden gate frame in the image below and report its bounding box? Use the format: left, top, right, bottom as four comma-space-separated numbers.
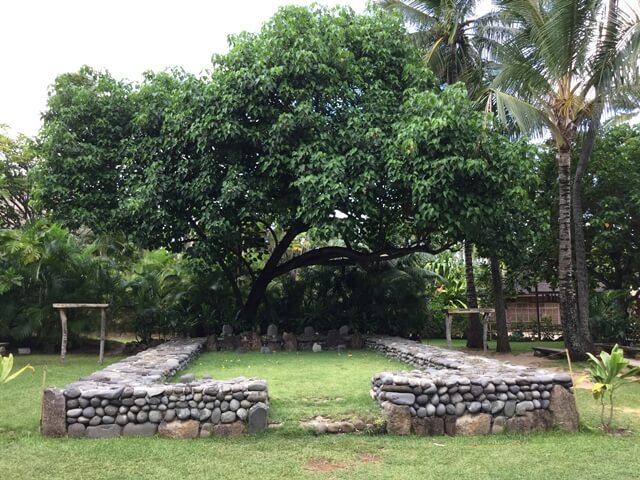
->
53, 303, 110, 365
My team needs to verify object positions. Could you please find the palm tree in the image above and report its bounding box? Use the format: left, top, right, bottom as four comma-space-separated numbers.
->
490, 0, 640, 359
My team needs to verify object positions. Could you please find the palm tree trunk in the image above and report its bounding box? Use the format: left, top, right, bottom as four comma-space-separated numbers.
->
573, 112, 600, 355
557, 146, 588, 360
490, 256, 510, 352
464, 241, 482, 348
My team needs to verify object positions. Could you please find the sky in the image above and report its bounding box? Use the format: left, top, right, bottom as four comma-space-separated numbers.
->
1, 0, 369, 137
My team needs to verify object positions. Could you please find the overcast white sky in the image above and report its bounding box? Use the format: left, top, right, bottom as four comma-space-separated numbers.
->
1, 0, 369, 137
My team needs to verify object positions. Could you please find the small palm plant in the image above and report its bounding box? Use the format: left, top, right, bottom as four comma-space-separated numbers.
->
0, 354, 34, 384
586, 345, 640, 430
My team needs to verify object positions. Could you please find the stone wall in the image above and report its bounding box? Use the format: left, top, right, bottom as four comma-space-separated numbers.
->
366, 336, 579, 435
42, 338, 269, 438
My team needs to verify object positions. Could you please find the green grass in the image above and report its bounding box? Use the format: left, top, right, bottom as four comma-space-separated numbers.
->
178, 350, 409, 430
425, 338, 566, 354
1, 351, 639, 480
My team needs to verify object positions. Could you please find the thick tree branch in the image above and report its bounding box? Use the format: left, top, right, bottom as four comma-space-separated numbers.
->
272, 242, 452, 277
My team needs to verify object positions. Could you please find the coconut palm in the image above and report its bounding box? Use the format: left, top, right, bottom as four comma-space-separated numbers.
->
489, 0, 640, 359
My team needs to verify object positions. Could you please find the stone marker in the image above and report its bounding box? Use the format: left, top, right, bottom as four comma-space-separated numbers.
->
382, 401, 411, 435
549, 385, 579, 432
206, 335, 218, 352
41, 388, 67, 437
266, 324, 278, 338
326, 329, 341, 347
350, 331, 364, 349
221, 325, 233, 337
312, 343, 322, 353
283, 332, 298, 352
248, 402, 268, 433
303, 326, 315, 336
339, 325, 350, 336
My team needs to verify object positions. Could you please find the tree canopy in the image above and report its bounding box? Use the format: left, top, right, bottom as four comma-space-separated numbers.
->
35, 5, 535, 325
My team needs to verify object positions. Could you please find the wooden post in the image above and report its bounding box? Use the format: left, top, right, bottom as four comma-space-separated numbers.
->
59, 309, 67, 365
446, 313, 453, 348
99, 308, 106, 365
482, 313, 488, 353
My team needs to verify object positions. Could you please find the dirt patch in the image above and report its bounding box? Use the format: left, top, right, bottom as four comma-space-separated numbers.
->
618, 406, 640, 417
304, 459, 349, 473
358, 453, 381, 464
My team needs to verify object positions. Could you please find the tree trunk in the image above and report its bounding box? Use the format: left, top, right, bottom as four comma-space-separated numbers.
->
557, 147, 589, 360
573, 114, 599, 355
570, 0, 616, 355
490, 256, 510, 353
464, 241, 482, 348
239, 221, 307, 327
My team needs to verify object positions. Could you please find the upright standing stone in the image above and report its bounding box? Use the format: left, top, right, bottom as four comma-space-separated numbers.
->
283, 332, 298, 352
312, 343, 322, 353
303, 326, 315, 337
266, 324, 278, 338
248, 402, 268, 433
382, 402, 411, 435
326, 329, 341, 348
350, 331, 364, 349
549, 385, 579, 431
339, 325, 350, 336
206, 335, 218, 352
221, 325, 233, 337
41, 388, 67, 437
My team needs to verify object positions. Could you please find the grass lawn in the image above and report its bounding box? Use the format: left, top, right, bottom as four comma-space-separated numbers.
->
1, 350, 638, 480
425, 338, 566, 354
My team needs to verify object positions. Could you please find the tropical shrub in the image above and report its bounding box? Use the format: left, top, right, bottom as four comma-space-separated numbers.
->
586, 345, 640, 429
0, 354, 34, 384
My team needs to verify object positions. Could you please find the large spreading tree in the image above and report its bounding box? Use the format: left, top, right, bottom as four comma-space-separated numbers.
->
35, 6, 534, 327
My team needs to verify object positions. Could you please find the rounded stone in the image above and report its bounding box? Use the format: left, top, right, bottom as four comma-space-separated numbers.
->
468, 402, 482, 414
229, 399, 240, 411
89, 416, 102, 426
211, 408, 222, 424
221, 411, 236, 423
137, 411, 148, 423
102, 415, 115, 424
116, 415, 128, 426
149, 410, 163, 423
177, 408, 190, 420
236, 408, 248, 421
67, 408, 82, 418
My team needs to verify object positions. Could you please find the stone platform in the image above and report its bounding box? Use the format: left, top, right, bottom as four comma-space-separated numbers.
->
366, 336, 579, 435
42, 338, 269, 438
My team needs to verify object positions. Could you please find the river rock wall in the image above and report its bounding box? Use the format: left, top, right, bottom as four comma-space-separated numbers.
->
366, 336, 579, 435
42, 338, 269, 438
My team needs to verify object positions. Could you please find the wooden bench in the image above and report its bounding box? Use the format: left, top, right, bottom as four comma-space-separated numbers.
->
532, 346, 566, 359
594, 343, 640, 359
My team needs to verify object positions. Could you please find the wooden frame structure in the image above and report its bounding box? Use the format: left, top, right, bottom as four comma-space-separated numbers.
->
445, 308, 495, 352
53, 303, 109, 365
